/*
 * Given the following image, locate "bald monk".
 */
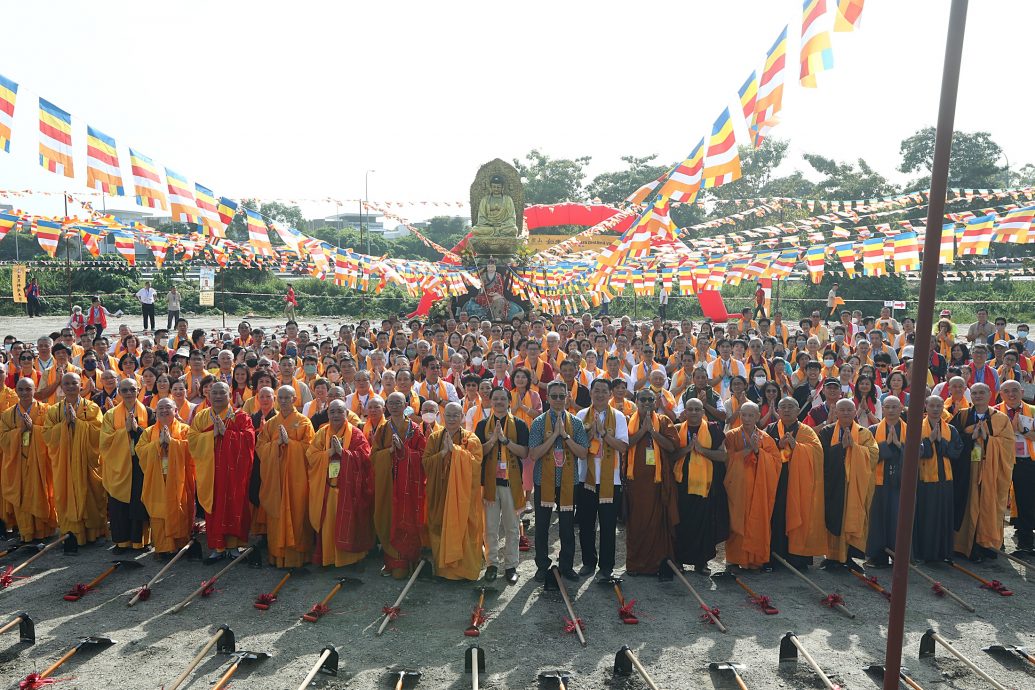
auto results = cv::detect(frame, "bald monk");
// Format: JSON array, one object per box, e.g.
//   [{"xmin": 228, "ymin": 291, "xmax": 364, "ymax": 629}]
[
  {"xmin": 371, "ymin": 392, "xmax": 428, "ymax": 578},
  {"xmin": 913, "ymin": 395, "xmax": 961, "ymax": 562},
  {"xmin": 258, "ymin": 385, "xmax": 316, "ymax": 567},
  {"xmin": 306, "ymin": 399, "xmax": 372, "ymax": 567},
  {"xmin": 0, "ymin": 378, "xmax": 56, "ymax": 542},
  {"xmin": 423, "ymin": 401, "xmax": 484, "ymax": 580},
  {"xmin": 623, "ymin": 387, "xmax": 678, "ymax": 577},
  {"xmin": 42, "ymin": 373, "xmax": 105, "ymax": 546},
  {"xmin": 137, "ymin": 398, "xmax": 196, "ymax": 559},
  {"xmin": 866, "ymin": 396, "xmax": 905, "ymax": 567},
  {"xmin": 951, "ymin": 382, "xmax": 1015, "ymax": 560},
  {"xmin": 100, "ymin": 378, "xmax": 155, "ymax": 552},
  {"xmin": 724, "ymin": 402, "xmax": 782, "ymax": 569},
  {"xmin": 815, "ymin": 399, "xmax": 879, "ymax": 570},
  {"xmin": 765, "ymin": 397, "xmax": 824, "ymax": 571},
  {"xmin": 188, "ymin": 381, "xmax": 256, "ymax": 564}
]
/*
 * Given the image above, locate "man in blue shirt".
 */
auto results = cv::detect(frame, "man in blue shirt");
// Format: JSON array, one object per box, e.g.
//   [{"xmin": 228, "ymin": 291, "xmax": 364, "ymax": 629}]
[{"xmin": 528, "ymin": 380, "xmax": 589, "ymax": 582}]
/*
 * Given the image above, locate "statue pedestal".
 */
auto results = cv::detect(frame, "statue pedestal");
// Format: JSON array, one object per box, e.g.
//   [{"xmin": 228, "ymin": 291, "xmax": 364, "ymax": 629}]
[{"xmin": 468, "ymin": 234, "xmax": 520, "ymax": 261}]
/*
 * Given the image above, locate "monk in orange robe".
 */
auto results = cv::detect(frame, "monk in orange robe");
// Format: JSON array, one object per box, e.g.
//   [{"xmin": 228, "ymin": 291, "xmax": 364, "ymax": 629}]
[
  {"xmin": 306, "ymin": 399, "xmax": 372, "ymax": 567},
  {"xmin": 258, "ymin": 385, "xmax": 316, "ymax": 568},
  {"xmin": 423, "ymin": 401, "xmax": 484, "ymax": 580},
  {"xmin": 99, "ymin": 378, "xmax": 155, "ymax": 551},
  {"xmin": 137, "ymin": 398, "xmax": 196, "ymax": 558},
  {"xmin": 0, "ymin": 378, "xmax": 56, "ymax": 542},
  {"xmin": 724, "ymin": 402, "xmax": 782, "ymax": 569},
  {"xmin": 188, "ymin": 381, "xmax": 255, "ymax": 564},
  {"xmin": 42, "ymin": 373, "xmax": 105, "ymax": 546}
]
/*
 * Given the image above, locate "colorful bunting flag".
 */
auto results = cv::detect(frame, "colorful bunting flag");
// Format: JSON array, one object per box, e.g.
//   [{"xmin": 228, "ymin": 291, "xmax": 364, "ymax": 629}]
[
  {"xmin": 892, "ymin": 232, "xmax": 920, "ymax": 272},
  {"xmin": 834, "ymin": 0, "xmax": 865, "ymax": 31},
  {"xmin": 805, "ymin": 244, "xmax": 826, "ymax": 283},
  {"xmin": 994, "ymin": 205, "xmax": 1034, "ymax": 243},
  {"xmin": 34, "ymin": 219, "xmax": 61, "ymax": 257},
  {"xmin": 738, "ymin": 71, "xmax": 759, "ymax": 141},
  {"xmin": 112, "ymin": 229, "xmax": 136, "ymax": 265},
  {"xmin": 217, "ymin": 196, "xmax": 239, "ymax": 227},
  {"xmin": 656, "ymin": 139, "xmax": 704, "ymax": 203},
  {"xmin": 129, "ymin": 149, "xmax": 168, "ymax": 210},
  {"xmin": 85, "ymin": 126, "xmax": 125, "ymax": 195},
  {"xmin": 754, "ymin": 26, "xmax": 788, "ymax": 147},
  {"xmin": 245, "ymin": 208, "xmax": 275, "ymax": 257},
  {"xmin": 861, "ymin": 237, "xmax": 886, "ymax": 276},
  {"xmin": 165, "ymin": 167, "xmax": 200, "ymax": 224},
  {"xmin": 0, "ymin": 212, "xmax": 17, "ymax": 242},
  {"xmin": 703, "ymin": 108, "xmax": 741, "ymax": 188},
  {"xmin": 0, "ymin": 73, "xmax": 17, "ymax": 154},
  {"xmin": 148, "ymin": 234, "xmax": 169, "ymax": 267},
  {"xmin": 78, "ymin": 226, "xmax": 103, "ymax": 257},
  {"xmin": 958, "ymin": 214, "xmax": 994, "ymax": 255},
  {"xmin": 38, "ymin": 98, "xmax": 74, "ymax": 177},
  {"xmin": 800, "ymin": 0, "xmax": 835, "ymax": 87},
  {"xmin": 626, "ymin": 172, "xmax": 666, "ymax": 204},
  {"xmin": 939, "ymin": 224, "xmax": 955, "ymax": 264},
  {"xmin": 194, "ymin": 183, "xmax": 226, "ymax": 237}
]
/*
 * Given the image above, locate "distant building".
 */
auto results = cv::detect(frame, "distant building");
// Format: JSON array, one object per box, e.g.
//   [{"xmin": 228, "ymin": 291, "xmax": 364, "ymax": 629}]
[{"xmin": 321, "ymin": 211, "xmax": 385, "ymax": 233}]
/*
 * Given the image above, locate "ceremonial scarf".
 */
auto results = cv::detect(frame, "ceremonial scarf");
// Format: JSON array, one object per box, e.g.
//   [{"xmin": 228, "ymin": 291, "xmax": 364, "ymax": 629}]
[
  {"xmin": 585, "ymin": 406, "xmax": 619, "ymax": 502},
  {"xmin": 510, "ymin": 388, "xmax": 535, "ymax": 426},
  {"xmin": 626, "ymin": 410, "xmax": 662, "ymax": 484},
  {"xmin": 482, "ymin": 414, "xmax": 523, "ymax": 506},
  {"xmin": 350, "ymin": 391, "xmax": 370, "ymax": 418},
  {"xmin": 649, "ymin": 386, "xmax": 676, "ymax": 414},
  {"xmin": 919, "ymin": 416, "xmax": 953, "ymax": 483},
  {"xmin": 611, "ymin": 396, "xmax": 636, "ymax": 417},
  {"xmin": 673, "ymin": 420, "xmax": 713, "ymax": 496},
  {"xmin": 873, "ymin": 418, "xmax": 906, "ymax": 485},
  {"xmin": 776, "ymin": 419, "xmax": 795, "ymax": 463},
  {"xmin": 541, "ymin": 411, "xmax": 576, "ymax": 511},
  {"xmin": 994, "ymin": 401, "xmax": 1035, "ymax": 458},
  {"xmin": 578, "ymin": 367, "xmax": 599, "ymax": 388}
]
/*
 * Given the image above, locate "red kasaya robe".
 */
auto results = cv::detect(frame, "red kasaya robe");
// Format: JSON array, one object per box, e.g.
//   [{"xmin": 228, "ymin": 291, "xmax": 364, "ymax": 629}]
[
  {"xmin": 305, "ymin": 421, "xmax": 372, "ymax": 567},
  {"xmin": 188, "ymin": 407, "xmax": 255, "ymax": 550}
]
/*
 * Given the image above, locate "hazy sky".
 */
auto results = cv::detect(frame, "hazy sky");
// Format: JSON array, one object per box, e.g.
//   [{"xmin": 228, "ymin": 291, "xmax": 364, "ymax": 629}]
[{"xmin": 0, "ymin": 1, "xmax": 1028, "ymax": 223}]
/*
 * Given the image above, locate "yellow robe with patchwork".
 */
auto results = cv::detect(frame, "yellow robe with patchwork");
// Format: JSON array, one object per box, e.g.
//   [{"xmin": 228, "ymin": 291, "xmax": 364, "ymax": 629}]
[
  {"xmin": 258, "ymin": 411, "xmax": 316, "ymax": 567},
  {"xmin": 423, "ymin": 427, "xmax": 484, "ymax": 580},
  {"xmin": 0, "ymin": 401, "xmax": 56, "ymax": 541},
  {"xmin": 137, "ymin": 420, "xmax": 196, "ymax": 553},
  {"xmin": 42, "ymin": 398, "xmax": 105, "ymax": 544}
]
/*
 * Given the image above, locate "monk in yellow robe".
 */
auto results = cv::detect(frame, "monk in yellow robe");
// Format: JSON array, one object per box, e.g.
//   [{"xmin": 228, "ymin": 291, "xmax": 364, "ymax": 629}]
[
  {"xmin": 0, "ymin": 378, "xmax": 56, "ymax": 542},
  {"xmin": 0, "ymin": 367, "xmax": 18, "ymax": 413},
  {"xmin": 306, "ymin": 400, "xmax": 372, "ymax": 567},
  {"xmin": 138, "ymin": 398, "xmax": 196, "ymax": 558},
  {"xmin": 815, "ymin": 399, "xmax": 879, "ymax": 569},
  {"xmin": 423, "ymin": 401, "xmax": 484, "ymax": 580},
  {"xmin": 724, "ymin": 402, "xmax": 782, "ymax": 569},
  {"xmin": 42, "ymin": 373, "xmax": 105, "ymax": 546},
  {"xmin": 99, "ymin": 378, "xmax": 155, "ymax": 551},
  {"xmin": 258, "ymin": 385, "xmax": 316, "ymax": 568}
]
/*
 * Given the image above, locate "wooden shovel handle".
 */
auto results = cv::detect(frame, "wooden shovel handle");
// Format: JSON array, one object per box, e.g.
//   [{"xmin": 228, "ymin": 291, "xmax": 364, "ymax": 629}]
[
  {"xmin": 166, "ymin": 628, "xmax": 226, "ymax": 690},
  {"xmin": 211, "ymin": 659, "xmax": 241, "ymax": 690},
  {"xmin": 319, "ymin": 582, "xmax": 343, "ymax": 608},
  {"xmin": 295, "ymin": 649, "xmax": 333, "ymax": 690},
  {"xmin": 0, "ymin": 615, "xmax": 21, "ymax": 636},
  {"xmin": 270, "ymin": 572, "xmax": 292, "ymax": 597},
  {"xmin": 613, "ymin": 583, "xmax": 625, "ymax": 607},
  {"xmin": 171, "ymin": 546, "xmax": 252, "ymax": 612},
  {"xmin": 10, "ymin": 534, "xmax": 67, "ymax": 576},
  {"xmin": 129, "ymin": 540, "xmax": 193, "ymax": 606},
  {"xmin": 86, "ymin": 564, "xmax": 118, "ymax": 590},
  {"xmin": 40, "ymin": 646, "xmax": 78, "ymax": 679}
]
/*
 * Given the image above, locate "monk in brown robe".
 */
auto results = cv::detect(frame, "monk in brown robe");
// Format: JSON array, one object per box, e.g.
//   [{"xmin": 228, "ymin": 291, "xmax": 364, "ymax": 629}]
[
  {"xmin": 623, "ymin": 387, "xmax": 678, "ymax": 577},
  {"xmin": 765, "ymin": 396, "xmax": 825, "ymax": 570},
  {"xmin": 724, "ymin": 402, "xmax": 782, "ymax": 569},
  {"xmin": 305, "ymin": 399, "xmax": 372, "ymax": 567},
  {"xmin": 0, "ymin": 378, "xmax": 56, "ymax": 542},
  {"xmin": 99, "ymin": 378, "xmax": 155, "ymax": 552},
  {"xmin": 815, "ymin": 399, "xmax": 879, "ymax": 570},
  {"xmin": 951, "ymin": 382, "xmax": 1015, "ymax": 560},
  {"xmin": 42, "ymin": 373, "xmax": 105, "ymax": 546},
  {"xmin": 258, "ymin": 385, "xmax": 316, "ymax": 568},
  {"xmin": 137, "ymin": 398, "xmax": 196, "ymax": 558},
  {"xmin": 423, "ymin": 401, "xmax": 484, "ymax": 580}
]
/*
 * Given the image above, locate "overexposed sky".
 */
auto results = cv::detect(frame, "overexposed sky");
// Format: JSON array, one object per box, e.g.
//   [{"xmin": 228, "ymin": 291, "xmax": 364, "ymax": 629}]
[{"xmin": 0, "ymin": 1, "xmax": 1028, "ymax": 223}]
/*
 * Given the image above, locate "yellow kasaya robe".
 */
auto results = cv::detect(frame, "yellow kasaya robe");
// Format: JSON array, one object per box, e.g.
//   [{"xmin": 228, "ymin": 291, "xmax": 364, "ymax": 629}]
[
  {"xmin": 0, "ymin": 400, "xmax": 56, "ymax": 541},
  {"xmin": 818, "ymin": 421, "xmax": 879, "ymax": 562},
  {"xmin": 952, "ymin": 407, "xmax": 1015, "ymax": 553},
  {"xmin": 306, "ymin": 422, "xmax": 371, "ymax": 567},
  {"xmin": 258, "ymin": 410, "xmax": 316, "ymax": 567},
  {"xmin": 38, "ymin": 363, "xmax": 81, "ymax": 404},
  {"xmin": 767, "ymin": 420, "xmax": 826, "ymax": 557},
  {"xmin": 724, "ymin": 427, "xmax": 782, "ymax": 569},
  {"xmin": 100, "ymin": 400, "xmax": 153, "ymax": 548},
  {"xmin": 42, "ymin": 397, "xmax": 105, "ymax": 545},
  {"xmin": 137, "ymin": 420, "xmax": 196, "ymax": 554},
  {"xmin": 422, "ymin": 427, "xmax": 484, "ymax": 580},
  {"xmin": 0, "ymin": 386, "xmax": 17, "ymax": 413}
]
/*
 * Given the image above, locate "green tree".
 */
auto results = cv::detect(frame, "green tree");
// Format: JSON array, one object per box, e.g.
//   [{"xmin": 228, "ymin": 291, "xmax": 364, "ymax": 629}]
[
  {"xmin": 708, "ymin": 139, "xmax": 792, "ymax": 200},
  {"xmin": 260, "ymin": 201, "xmax": 307, "ymax": 230},
  {"xmin": 586, "ymin": 154, "xmax": 670, "ymax": 204},
  {"xmin": 898, "ymin": 127, "xmax": 1006, "ymax": 189},
  {"xmin": 513, "ymin": 149, "xmax": 591, "ymax": 204},
  {"xmin": 803, "ymin": 153, "xmax": 899, "ymax": 198}
]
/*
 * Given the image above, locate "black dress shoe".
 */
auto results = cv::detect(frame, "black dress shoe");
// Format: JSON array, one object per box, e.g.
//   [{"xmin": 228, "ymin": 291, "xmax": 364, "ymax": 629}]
[
  {"xmin": 484, "ymin": 566, "xmax": 498, "ymax": 582},
  {"xmin": 559, "ymin": 569, "xmax": 580, "ymax": 582},
  {"xmin": 504, "ymin": 568, "xmax": 518, "ymax": 585},
  {"xmin": 595, "ymin": 572, "xmax": 614, "ymax": 585},
  {"xmin": 112, "ymin": 545, "xmax": 129, "ymax": 555},
  {"xmin": 577, "ymin": 564, "xmax": 595, "ymax": 577},
  {"xmin": 534, "ymin": 568, "xmax": 548, "ymax": 583},
  {"xmin": 203, "ymin": 550, "xmax": 227, "ymax": 565}
]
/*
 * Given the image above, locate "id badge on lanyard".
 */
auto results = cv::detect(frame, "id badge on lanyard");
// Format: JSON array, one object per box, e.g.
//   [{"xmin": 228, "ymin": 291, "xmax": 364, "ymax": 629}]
[{"xmin": 645, "ymin": 446, "xmax": 656, "ymax": 466}]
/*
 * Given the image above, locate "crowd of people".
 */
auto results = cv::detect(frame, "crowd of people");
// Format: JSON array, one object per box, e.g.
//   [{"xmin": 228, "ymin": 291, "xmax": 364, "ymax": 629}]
[{"xmin": 0, "ymin": 302, "xmax": 1032, "ymax": 591}]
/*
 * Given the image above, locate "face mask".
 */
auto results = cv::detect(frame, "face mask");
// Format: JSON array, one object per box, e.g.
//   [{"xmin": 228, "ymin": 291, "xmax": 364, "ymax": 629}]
[
  {"xmin": 471, "ymin": 357, "xmax": 483, "ymax": 367},
  {"xmin": 84, "ymin": 360, "xmax": 97, "ymax": 372},
  {"xmin": 246, "ymin": 358, "xmax": 258, "ymax": 368},
  {"xmin": 3, "ymin": 344, "xmax": 9, "ymax": 352},
  {"xmin": 1019, "ymin": 330, "xmax": 1029, "ymax": 339},
  {"xmin": 421, "ymin": 412, "xmax": 437, "ymax": 425},
  {"xmin": 157, "ymin": 338, "xmax": 167, "ymax": 347},
  {"xmin": 359, "ymin": 349, "xmax": 370, "ymax": 358},
  {"xmin": 754, "ymin": 376, "xmax": 767, "ymax": 386},
  {"xmin": 823, "ymin": 359, "xmax": 835, "ymax": 367},
  {"xmin": 286, "ymin": 348, "xmax": 297, "ymax": 357},
  {"xmin": 834, "ymin": 334, "xmax": 844, "ymax": 343},
  {"xmin": 796, "ymin": 340, "xmax": 806, "ymax": 348},
  {"xmin": 303, "ymin": 364, "xmax": 317, "ymax": 376},
  {"xmin": 852, "ymin": 318, "xmax": 859, "ymax": 324}
]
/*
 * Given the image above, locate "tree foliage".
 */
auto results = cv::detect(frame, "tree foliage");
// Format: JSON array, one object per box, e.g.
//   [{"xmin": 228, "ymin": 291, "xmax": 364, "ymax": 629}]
[
  {"xmin": 513, "ymin": 149, "xmax": 591, "ymax": 204},
  {"xmin": 585, "ymin": 154, "xmax": 670, "ymax": 204},
  {"xmin": 898, "ymin": 127, "xmax": 1006, "ymax": 189},
  {"xmin": 802, "ymin": 153, "xmax": 899, "ymax": 199}
]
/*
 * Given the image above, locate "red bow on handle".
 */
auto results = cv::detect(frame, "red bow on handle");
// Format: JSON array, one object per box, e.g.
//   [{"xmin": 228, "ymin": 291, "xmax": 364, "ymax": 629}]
[
  {"xmin": 563, "ymin": 617, "xmax": 584, "ymax": 634},
  {"xmin": 1, "ymin": 566, "xmax": 22, "ymax": 589},
  {"xmin": 470, "ymin": 606, "xmax": 488, "ymax": 627},
  {"xmin": 62, "ymin": 583, "xmax": 89, "ymax": 601},
  {"xmin": 382, "ymin": 605, "xmax": 402, "ymax": 620},
  {"xmin": 699, "ymin": 604, "xmax": 721, "ymax": 624},
  {"xmin": 618, "ymin": 599, "xmax": 639, "ymax": 624},
  {"xmin": 306, "ymin": 603, "xmax": 330, "ymax": 619},
  {"xmin": 255, "ymin": 592, "xmax": 277, "ymax": 606},
  {"xmin": 931, "ymin": 582, "xmax": 946, "ymax": 597},
  {"xmin": 821, "ymin": 593, "xmax": 845, "ymax": 608},
  {"xmin": 199, "ymin": 579, "xmax": 217, "ymax": 597},
  {"xmin": 18, "ymin": 673, "xmax": 58, "ymax": 689},
  {"xmin": 980, "ymin": 579, "xmax": 1013, "ymax": 596},
  {"xmin": 751, "ymin": 594, "xmax": 779, "ymax": 615}
]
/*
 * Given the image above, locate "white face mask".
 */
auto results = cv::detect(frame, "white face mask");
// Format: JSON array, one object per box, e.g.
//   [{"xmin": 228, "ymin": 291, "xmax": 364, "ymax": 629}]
[
  {"xmin": 421, "ymin": 412, "xmax": 437, "ymax": 424},
  {"xmin": 824, "ymin": 359, "xmax": 835, "ymax": 367},
  {"xmin": 754, "ymin": 376, "xmax": 767, "ymax": 386},
  {"xmin": 471, "ymin": 357, "xmax": 483, "ymax": 367}
]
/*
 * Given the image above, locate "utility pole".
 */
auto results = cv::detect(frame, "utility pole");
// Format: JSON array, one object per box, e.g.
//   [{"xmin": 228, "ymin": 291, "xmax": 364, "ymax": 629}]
[
  {"xmin": 64, "ymin": 192, "xmax": 72, "ymax": 311},
  {"xmin": 365, "ymin": 169, "xmax": 376, "ymax": 255}
]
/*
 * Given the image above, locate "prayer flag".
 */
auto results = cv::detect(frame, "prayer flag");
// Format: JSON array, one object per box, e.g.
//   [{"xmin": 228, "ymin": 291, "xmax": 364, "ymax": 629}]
[
  {"xmin": 85, "ymin": 126, "xmax": 124, "ymax": 195},
  {"xmin": 112, "ymin": 229, "xmax": 136, "ymax": 265},
  {"xmin": 34, "ymin": 219, "xmax": 62, "ymax": 257},
  {"xmin": 800, "ymin": 0, "xmax": 834, "ymax": 87},
  {"xmin": 148, "ymin": 234, "xmax": 169, "ymax": 267},
  {"xmin": 626, "ymin": 172, "xmax": 666, "ymax": 204},
  {"xmin": 755, "ymin": 26, "xmax": 787, "ymax": 146},
  {"xmin": 129, "ymin": 148, "xmax": 168, "ymax": 210},
  {"xmin": 656, "ymin": 139, "xmax": 704, "ymax": 202},
  {"xmin": 0, "ymin": 212, "xmax": 18, "ymax": 242},
  {"xmin": 245, "ymin": 208, "xmax": 275, "ymax": 257},
  {"xmin": 738, "ymin": 71, "xmax": 759, "ymax": 139},
  {"xmin": 38, "ymin": 98, "xmax": 74, "ymax": 177},
  {"xmin": 217, "ymin": 196, "xmax": 239, "ymax": 227},
  {"xmin": 958, "ymin": 214, "xmax": 994, "ymax": 255},
  {"xmin": 994, "ymin": 205, "xmax": 1035, "ymax": 243},
  {"xmin": 892, "ymin": 232, "xmax": 920, "ymax": 272},
  {"xmin": 834, "ymin": 0, "xmax": 864, "ymax": 31},
  {"xmin": 939, "ymin": 224, "xmax": 955, "ymax": 264},
  {"xmin": 194, "ymin": 183, "xmax": 225, "ymax": 237},
  {"xmin": 861, "ymin": 237, "xmax": 886, "ymax": 276},
  {"xmin": 165, "ymin": 167, "xmax": 200, "ymax": 224},
  {"xmin": 78, "ymin": 226, "xmax": 103, "ymax": 257},
  {"xmin": 703, "ymin": 108, "xmax": 741, "ymax": 188},
  {"xmin": 0, "ymin": 73, "xmax": 17, "ymax": 153},
  {"xmin": 805, "ymin": 244, "xmax": 826, "ymax": 283}
]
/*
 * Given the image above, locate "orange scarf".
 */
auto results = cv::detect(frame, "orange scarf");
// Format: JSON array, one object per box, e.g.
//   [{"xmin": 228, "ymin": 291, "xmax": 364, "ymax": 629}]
[
  {"xmin": 673, "ymin": 420, "xmax": 713, "ymax": 496},
  {"xmin": 626, "ymin": 411, "xmax": 662, "ymax": 483}
]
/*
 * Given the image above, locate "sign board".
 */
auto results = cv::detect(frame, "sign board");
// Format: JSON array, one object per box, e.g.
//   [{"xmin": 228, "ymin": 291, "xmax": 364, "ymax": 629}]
[
  {"xmin": 526, "ymin": 233, "xmax": 619, "ymax": 253},
  {"xmin": 883, "ymin": 300, "xmax": 907, "ymax": 309},
  {"xmin": 199, "ymin": 290, "xmax": 214, "ymax": 307},
  {"xmin": 198, "ymin": 266, "xmax": 215, "ymax": 307},
  {"xmin": 11, "ymin": 265, "xmax": 26, "ymax": 303}
]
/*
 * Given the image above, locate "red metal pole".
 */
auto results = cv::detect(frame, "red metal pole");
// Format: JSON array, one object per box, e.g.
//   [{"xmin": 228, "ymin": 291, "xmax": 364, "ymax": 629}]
[{"xmin": 883, "ymin": 2, "xmax": 970, "ymax": 687}]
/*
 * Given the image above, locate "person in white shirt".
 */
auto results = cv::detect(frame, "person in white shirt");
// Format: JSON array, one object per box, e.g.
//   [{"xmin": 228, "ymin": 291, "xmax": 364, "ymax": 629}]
[
  {"xmin": 575, "ymin": 378, "xmax": 630, "ymax": 581},
  {"xmin": 136, "ymin": 281, "xmax": 158, "ymax": 332},
  {"xmin": 658, "ymin": 286, "xmax": 670, "ymax": 320},
  {"xmin": 166, "ymin": 285, "xmax": 181, "ymax": 330},
  {"xmin": 417, "ymin": 356, "xmax": 460, "ymax": 423}
]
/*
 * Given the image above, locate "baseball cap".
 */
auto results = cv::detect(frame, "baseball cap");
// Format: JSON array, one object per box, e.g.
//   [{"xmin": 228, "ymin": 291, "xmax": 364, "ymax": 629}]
[
  {"xmin": 940, "ymin": 309, "xmax": 951, "ymax": 317},
  {"xmin": 901, "ymin": 346, "xmax": 914, "ymax": 359},
  {"xmin": 822, "ymin": 377, "xmax": 840, "ymax": 387}
]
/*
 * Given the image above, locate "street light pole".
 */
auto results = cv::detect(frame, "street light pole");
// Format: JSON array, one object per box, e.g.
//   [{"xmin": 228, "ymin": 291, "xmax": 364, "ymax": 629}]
[
  {"xmin": 365, "ymin": 169, "xmax": 376, "ymax": 255},
  {"xmin": 1003, "ymin": 152, "xmax": 1010, "ymax": 189}
]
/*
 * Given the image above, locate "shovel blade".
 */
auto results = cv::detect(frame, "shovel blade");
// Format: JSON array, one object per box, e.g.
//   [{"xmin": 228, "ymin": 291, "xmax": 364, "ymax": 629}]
[
  {"xmin": 538, "ymin": 670, "xmax": 571, "ymax": 688},
  {"xmin": 16, "ymin": 612, "xmax": 34, "ymax": 644},
  {"xmin": 62, "ymin": 532, "xmax": 78, "ymax": 554},
  {"xmin": 709, "ymin": 662, "xmax": 744, "ymax": 673},
  {"xmin": 613, "ymin": 646, "xmax": 633, "ymax": 676},
  {"xmin": 82, "ymin": 636, "xmax": 115, "ymax": 647},
  {"xmin": 319, "ymin": 645, "xmax": 338, "ymax": 676},
  {"xmin": 779, "ymin": 632, "xmax": 799, "ymax": 663},
  {"xmin": 112, "ymin": 559, "xmax": 145, "ymax": 569},
  {"xmin": 919, "ymin": 629, "xmax": 937, "ymax": 658},
  {"xmin": 464, "ymin": 645, "xmax": 485, "ymax": 673},
  {"xmin": 215, "ymin": 625, "xmax": 236, "ymax": 655}
]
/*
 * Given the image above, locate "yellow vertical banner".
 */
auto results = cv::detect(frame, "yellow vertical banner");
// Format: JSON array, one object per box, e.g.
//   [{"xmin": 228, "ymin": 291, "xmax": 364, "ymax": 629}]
[{"xmin": 11, "ymin": 265, "xmax": 27, "ymax": 303}]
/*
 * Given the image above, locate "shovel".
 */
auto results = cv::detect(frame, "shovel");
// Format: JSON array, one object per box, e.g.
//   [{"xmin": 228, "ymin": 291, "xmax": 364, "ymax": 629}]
[
  {"xmin": 21, "ymin": 636, "xmax": 114, "ymax": 686},
  {"xmin": 165, "ymin": 625, "xmax": 236, "ymax": 690},
  {"xmin": 465, "ymin": 586, "xmax": 497, "ymax": 637},
  {"xmin": 547, "ymin": 566, "xmax": 586, "ymax": 647},
  {"xmin": 255, "ymin": 567, "xmax": 308, "ymax": 610},
  {"xmin": 211, "ymin": 650, "xmax": 269, "ymax": 690},
  {"xmin": 377, "ymin": 559, "xmax": 427, "ymax": 636},
  {"xmin": 302, "ymin": 576, "xmax": 362, "ymax": 622},
  {"xmin": 779, "ymin": 632, "xmax": 841, "ymax": 690},
  {"xmin": 983, "ymin": 644, "xmax": 1035, "ymax": 666},
  {"xmin": 63, "ymin": 559, "xmax": 144, "ymax": 601},
  {"xmin": 864, "ymin": 663, "xmax": 924, "ymax": 690},
  {"xmin": 667, "ymin": 559, "xmax": 727, "ymax": 632},
  {"xmin": 128, "ymin": 537, "xmax": 199, "ymax": 606},
  {"xmin": 295, "ymin": 645, "xmax": 338, "ymax": 690},
  {"xmin": 2, "ymin": 532, "xmax": 74, "ymax": 587},
  {"xmin": 603, "ymin": 577, "xmax": 638, "ymax": 624},
  {"xmin": 771, "ymin": 553, "xmax": 855, "ymax": 619},
  {"xmin": 465, "ymin": 645, "xmax": 485, "ymax": 690},
  {"xmin": 614, "ymin": 646, "xmax": 661, "ymax": 690},
  {"xmin": 920, "ymin": 629, "xmax": 1008, "ymax": 690},
  {"xmin": 386, "ymin": 666, "xmax": 422, "ymax": 690},
  {"xmin": 0, "ymin": 611, "xmax": 34, "ymax": 644},
  {"xmin": 709, "ymin": 661, "xmax": 749, "ymax": 690},
  {"xmin": 538, "ymin": 670, "xmax": 573, "ymax": 689},
  {"xmin": 170, "ymin": 544, "xmax": 257, "ymax": 613}
]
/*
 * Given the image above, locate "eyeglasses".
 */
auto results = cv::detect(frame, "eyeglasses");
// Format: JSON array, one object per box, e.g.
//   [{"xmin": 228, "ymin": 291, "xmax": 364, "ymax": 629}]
[
  {"xmin": 638, "ymin": 397, "xmax": 656, "ymax": 403},
  {"xmin": 548, "ymin": 394, "xmax": 566, "ymax": 401}
]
